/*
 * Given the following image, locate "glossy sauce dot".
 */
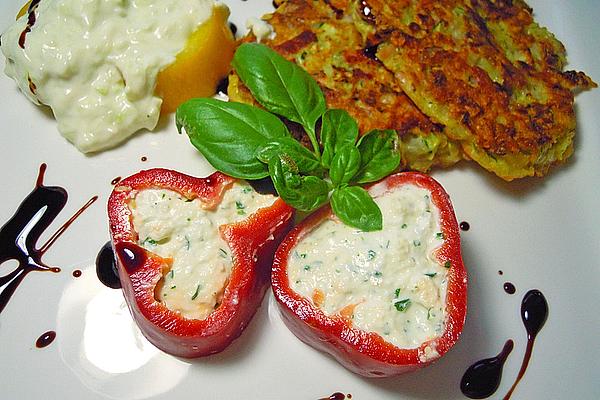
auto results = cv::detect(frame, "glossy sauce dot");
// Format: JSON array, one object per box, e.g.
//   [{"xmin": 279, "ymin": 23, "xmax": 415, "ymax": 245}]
[
  {"xmin": 503, "ymin": 282, "xmax": 516, "ymax": 294},
  {"xmin": 461, "ymin": 340, "xmax": 514, "ymax": 399},
  {"xmin": 95, "ymin": 242, "xmax": 121, "ymax": 289},
  {"xmin": 36, "ymin": 330, "xmax": 56, "ymax": 348}
]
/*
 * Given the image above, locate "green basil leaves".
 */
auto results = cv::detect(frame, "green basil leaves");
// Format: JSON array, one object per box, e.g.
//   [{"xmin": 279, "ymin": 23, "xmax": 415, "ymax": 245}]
[
  {"xmin": 176, "ymin": 98, "xmax": 289, "ymax": 179},
  {"xmin": 176, "ymin": 43, "xmax": 402, "ymax": 231},
  {"xmin": 232, "ymin": 43, "xmax": 325, "ymax": 155}
]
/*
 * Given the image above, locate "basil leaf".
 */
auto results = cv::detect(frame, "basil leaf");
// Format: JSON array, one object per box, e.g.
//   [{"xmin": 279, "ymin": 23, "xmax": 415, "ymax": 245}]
[
  {"xmin": 331, "ymin": 186, "xmax": 382, "ymax": 231},
  {"xmin": 269, "ymin": 155, "xmax": 329, "ymax": 212},
  {"xmin": 232, "ymin": 43, "xmax": 326, "ymax": 151},
  {"xmin": 320, "ymin": 109, "xmax": 359, "ymax": 168},
  {"xmin": 176, "ymin": 98, "xmax": 289, "ymax": 179},
  {"xmin": 329, "ymin": 144, "xmax": 361, "ymax": 187},
  {"xmin": 354, "ymin": 129, "xmax": 401, "ymax": 183},
  {"xmin": 256, "ymin": 137, "xmax": 321, "ymax": 174}
]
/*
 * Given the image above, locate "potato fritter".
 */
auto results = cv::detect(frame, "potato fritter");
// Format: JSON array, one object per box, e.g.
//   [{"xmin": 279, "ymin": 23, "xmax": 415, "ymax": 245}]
[
  {"xmin": 229, "ymin": 0, "xmax": 461, "ymax": 172},
  {"xmin": 231, "ymin": 0, "xmax": 594, "ymax": 180},
  {"xmin": 352, "ymin": 0, "xmax": 596, "ymax": 180}
]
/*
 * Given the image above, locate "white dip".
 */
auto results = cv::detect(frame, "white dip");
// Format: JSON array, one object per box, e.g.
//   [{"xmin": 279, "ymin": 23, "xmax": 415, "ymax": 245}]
[
  {"xmin": 130, "ymin": 182, "xmax": 276, "ymax": 320},
  {"xmin": 288, "ymin": 183, "xmax": 448, "ymax": 349},
  {"xmin": 1, "ymin": 0, "xmax": 221, "ymax": 152}
]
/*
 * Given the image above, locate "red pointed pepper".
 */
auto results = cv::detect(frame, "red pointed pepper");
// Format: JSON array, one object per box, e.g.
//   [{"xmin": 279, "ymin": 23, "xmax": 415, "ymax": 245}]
[
  {"xmin": 108, "ymin": 169, "xmax": 294, "ymax": 358},
  {"xmin": 272, "ymin": 172, "xmax": 467, "ymax": 377}
]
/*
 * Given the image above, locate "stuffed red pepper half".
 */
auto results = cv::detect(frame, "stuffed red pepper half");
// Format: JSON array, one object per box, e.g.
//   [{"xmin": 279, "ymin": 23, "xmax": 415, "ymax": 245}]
[
  {"xmin": 108, "ymin": 169, "xmax": 294, "ymax": 358},
  {"xmin": 272, "ymin": 172, "xmax": 467, "ymax": 377}
]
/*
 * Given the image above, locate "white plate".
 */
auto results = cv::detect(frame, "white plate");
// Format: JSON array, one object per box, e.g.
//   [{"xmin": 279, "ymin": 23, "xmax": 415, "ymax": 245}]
[{"xmin": 1, "ymin": 1, "xmax": 598, "ymax": 399}]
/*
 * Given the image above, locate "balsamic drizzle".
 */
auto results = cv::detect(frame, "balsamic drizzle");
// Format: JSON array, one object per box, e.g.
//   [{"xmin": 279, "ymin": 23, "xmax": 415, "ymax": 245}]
[
  {"xmin": 460, "ymin": 289, "xmax": 549, "ymax": 399},
  {"xmin": 36, "ymin": 330, "xmax": 56, "ymax": 348},
  {"xmin": 0, "ymin": 164, "xmax": 96, "ymax": 314},
  {"xmin": 95, "ymin": 241, "xmax": 121, "ymax": 289},
  {"xmin": 503, "ymin": 282, "xmax": 516, "ymax": 295},
  {"xmin": 318, "ymin": 393, "xmax": 351, "ymax": 400},
  {"xmin": 460, "ymin": 340, "xmax": 514, "ymax": 399},
  {"xmin": 96, "ymin": 241, "xmax": 148, "ymax": 289},
  {"xmin": 503, "ymin": 290, "xmax": 548, "ymax": 399}
]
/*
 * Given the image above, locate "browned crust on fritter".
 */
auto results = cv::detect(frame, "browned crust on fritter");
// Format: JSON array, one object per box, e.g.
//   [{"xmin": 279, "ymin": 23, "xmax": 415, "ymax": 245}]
[
  {"xmin": 353, "ymin": 0, "xmax": 595, "ymax": 179},
  {"xmin": 232, "ymin": 0, "xmax": 444, "ymax": 138}
]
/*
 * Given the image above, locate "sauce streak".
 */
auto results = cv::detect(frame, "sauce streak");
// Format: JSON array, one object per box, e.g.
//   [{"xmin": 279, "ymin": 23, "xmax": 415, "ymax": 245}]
[
  {"xmin": 0, "ymin": 164, "xmax": 96, "ymax": 314},
  {"xmin": 318, "ymin": 393, "xmax": 350, "ymax": 400},
  {"xmin": 95, "ymin": 241, "xmax": 121, "ymax": 289},
  {"xmin": 36, "ymin": 330, "xmax": 56, "ymax": 348},
  {"xmin": 503, "ymin": 289, "xmax": 548, "ymax": 400},
  {"xmin": 460, "ymin": 289, "xmax": 548, "ymax": 399},
  {"xmin": 460, "ymin": 340, "xmax": 514, "ymax": 399}
]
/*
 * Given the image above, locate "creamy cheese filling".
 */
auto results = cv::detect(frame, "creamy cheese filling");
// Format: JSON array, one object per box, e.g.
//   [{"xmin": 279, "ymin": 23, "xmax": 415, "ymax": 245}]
[
  {"xmin": 288, "ymin": 184, "xmax": 448, "ymax": 349},
  {"xmin": 1, "ymin": 0, "xmax": 221, "ymax": 153},
  {"xmin": 130, "ymin": 182, "xmax": 276, "ymax": 320}
]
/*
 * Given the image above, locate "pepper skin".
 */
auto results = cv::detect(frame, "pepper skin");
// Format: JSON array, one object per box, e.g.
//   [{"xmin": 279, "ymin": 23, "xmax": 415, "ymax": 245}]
[
  {"xmin": 108, "ymin": 169, "xmax": 294, "ymax": 358},
  {"xmin": 271, "ymin": 172, "xmax": 467, "ymax": 377}
]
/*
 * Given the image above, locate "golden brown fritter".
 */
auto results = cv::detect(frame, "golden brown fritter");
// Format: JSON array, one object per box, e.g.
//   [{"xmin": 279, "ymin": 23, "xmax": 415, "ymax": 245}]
[
  {"xmin": 351, "ymin": 0, "xmax": 596, "ymax": 180},
  {"xmin": 229, "ymin": 0, "xmax": 461, "ymax": 172}
]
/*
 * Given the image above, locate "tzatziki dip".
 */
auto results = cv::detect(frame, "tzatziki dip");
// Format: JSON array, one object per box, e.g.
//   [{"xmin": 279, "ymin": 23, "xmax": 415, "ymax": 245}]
[{"xmin": 1, "ymin": 0, "xmax": 223, "ymax": 152}]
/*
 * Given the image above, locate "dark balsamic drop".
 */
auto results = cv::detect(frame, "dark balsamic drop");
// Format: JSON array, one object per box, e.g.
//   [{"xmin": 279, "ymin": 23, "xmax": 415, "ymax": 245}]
[
  {"xmin": 0, "ymin": 164, "xmax": 96, "ymax": 314},
  {"xmin": 460, "ymin": 221, "xmax": 470, "ymax": 231},
  {"xmin": 115, "ymin": 242, "xmax": 146, "ymax": 274},
  {"xmin": 111, "ymin": 176, "xmax": 122, "ymax": 185},
  {"xmin": 72, "ymin": 269, "xmax": 82, "ymax": 278},
  {"xmin": 498, "ymin": 270, "xmax": 504, "ymax": 275},
  {"xmin": 318, "ymin": 393, "xmax": 347, "ymax": 400},
  {"xmin": 35, "ymin": 330, "xmax": 56, "ymax": 348},
  {"xmin": 503, "ymin": 282, "xmax": 516, "ymax": 294},
  {"xmin": 141, "ymin": 156, "xmax": 148, "ymax": 162},
  {"xmin": 95, "ymin": 242, "xmax": 121, "ymax": 289},
  {"xmin": 460, "ymin": 340, "xmax": 514, "ymax": 399},
  {"xmin": 503, "ymin": 290, "xmax": 548, "ymax": 400},
  {"xmin": 216, "ymin": 76, "xmax": 229, "ymax": 96},
  {"xmin": 521, "ymin": 290, "xmax": 548, "ymax": 340},
  {"xmin": 460, "ymin": 290, "xmax": 549, "ymax": 400}
]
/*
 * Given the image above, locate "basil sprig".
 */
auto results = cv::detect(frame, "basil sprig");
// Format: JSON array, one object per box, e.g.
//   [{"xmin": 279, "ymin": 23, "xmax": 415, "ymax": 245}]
[{"xmin": 176, "ymin": 43, "xmax": 401, "ymax": 231}]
